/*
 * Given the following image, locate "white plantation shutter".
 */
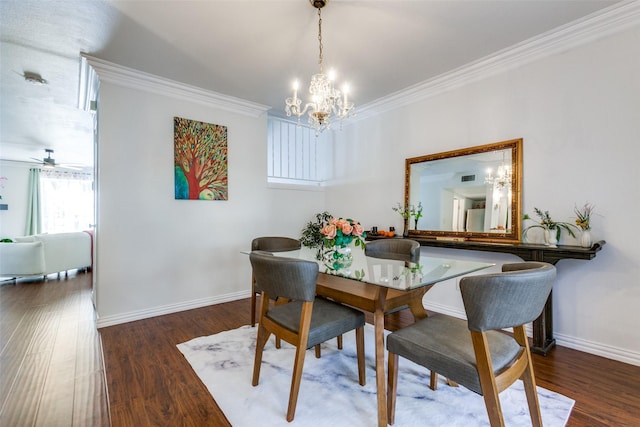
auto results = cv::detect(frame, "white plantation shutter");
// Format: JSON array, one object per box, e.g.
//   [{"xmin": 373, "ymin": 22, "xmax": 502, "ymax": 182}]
[{"xmin": 267, "ymin": 117, "xmax": 332, "ymax": 186}]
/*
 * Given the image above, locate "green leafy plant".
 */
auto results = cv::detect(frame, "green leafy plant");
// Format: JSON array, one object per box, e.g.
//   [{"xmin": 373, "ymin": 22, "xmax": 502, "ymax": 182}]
[
  {"xmin": 523, "ymin": 207, "xmax": 577, "ymax": 242},
  {"xmin": 0, "ymin": 238, "xmax": 13, "ymax": 243},
  {"xmin": 574, "ymin": 202, "xmax": 594, "ymax": 231},
  {"xmin": 300, "ymin": 212, "xmax": 333, "ymax": 258}
]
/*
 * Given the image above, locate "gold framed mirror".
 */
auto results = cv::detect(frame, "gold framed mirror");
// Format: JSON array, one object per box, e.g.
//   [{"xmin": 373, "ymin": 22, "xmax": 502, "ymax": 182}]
[{"xmin": 405, "ymin": 138, "xmax": 522, "ymax": 243}]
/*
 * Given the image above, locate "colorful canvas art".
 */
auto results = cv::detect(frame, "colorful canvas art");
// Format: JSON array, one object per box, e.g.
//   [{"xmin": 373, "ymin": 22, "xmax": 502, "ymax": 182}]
[{"xmin": 174, "ymin": 117, "xmax": 228, "ymax": 200}]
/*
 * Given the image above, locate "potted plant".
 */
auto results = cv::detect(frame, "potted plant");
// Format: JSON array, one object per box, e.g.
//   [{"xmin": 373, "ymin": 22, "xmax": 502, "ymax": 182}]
[
  {"xmin": 523, "ymin": 208, "xmax": 577, "ymax": 247},
  {"xmin": 574, "ymin": 202, "xmax": 595, "ymax": 248},
  {"xmin": 411, "ymin": 202, "xmax": 423, "ymax": 230},
  {"xmin": 392, "ymin": 202, "xmax": 423, "ymax": 236},
  {"xmin": 318, "ymin": 216, "xmax": 366, "ymax": 271}
]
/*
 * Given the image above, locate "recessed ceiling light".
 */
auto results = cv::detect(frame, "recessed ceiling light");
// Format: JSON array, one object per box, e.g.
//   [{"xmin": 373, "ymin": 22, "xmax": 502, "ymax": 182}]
[{"xmin": 23, "ymin": 71, "xmax": 48, "ymax": 85}]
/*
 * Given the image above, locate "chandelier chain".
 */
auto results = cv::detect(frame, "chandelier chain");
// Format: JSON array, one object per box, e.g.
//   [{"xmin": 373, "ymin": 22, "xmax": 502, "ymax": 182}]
[{"xmin": 317, "ymin": 8, "xmax": 323, "ymax": 73}]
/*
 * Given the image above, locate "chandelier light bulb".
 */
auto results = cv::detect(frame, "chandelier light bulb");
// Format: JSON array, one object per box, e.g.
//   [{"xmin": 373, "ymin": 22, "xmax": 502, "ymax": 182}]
[{"xmin": 292, "ymin": 80, "xmax": 299, "ymax": 102}]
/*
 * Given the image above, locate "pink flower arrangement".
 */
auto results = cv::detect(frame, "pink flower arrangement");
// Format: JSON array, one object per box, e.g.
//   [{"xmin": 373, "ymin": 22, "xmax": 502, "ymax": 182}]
[{"xmin": 320, "ymin": 217, "xmax": 366, "ymax": 248}]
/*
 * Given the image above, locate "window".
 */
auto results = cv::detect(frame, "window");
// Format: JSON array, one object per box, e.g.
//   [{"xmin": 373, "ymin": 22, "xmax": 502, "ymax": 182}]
[
  {"xmin": 40, "ymin": 170, "xmax": 94, "ymax": 233},
  {"xmin": 267, "ymin": 116, "xmax": 333, "ymax": 187}
]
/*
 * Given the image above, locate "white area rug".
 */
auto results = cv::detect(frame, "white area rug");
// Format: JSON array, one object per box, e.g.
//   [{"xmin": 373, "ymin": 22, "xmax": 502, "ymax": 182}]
[{"xmin": 178, "ymin": 324, "xmax": 574, "ymax": 426}]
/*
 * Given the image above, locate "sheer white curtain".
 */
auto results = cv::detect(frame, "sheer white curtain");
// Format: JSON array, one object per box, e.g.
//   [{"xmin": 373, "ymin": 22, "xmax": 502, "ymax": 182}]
[
  {"xmin": 39, "ymin": 169, "xmax": 94, "ymax": 233},
  {"xmin": 25, "ymin": 168, "xmax": 42, "ymax": 235}
]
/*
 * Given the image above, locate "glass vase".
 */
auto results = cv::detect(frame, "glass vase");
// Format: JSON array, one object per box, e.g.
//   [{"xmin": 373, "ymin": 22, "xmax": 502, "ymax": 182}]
[
  {"xmin": 580, "ymin": 229, "xmax": 592, "ymax": 248},
  {"xmin": 544, "ymin": 228, "xmax": 558, "ymax": 248},
  {"xmin": 322, "ymin": 245, "xmax": 353, "ymax": 272}
]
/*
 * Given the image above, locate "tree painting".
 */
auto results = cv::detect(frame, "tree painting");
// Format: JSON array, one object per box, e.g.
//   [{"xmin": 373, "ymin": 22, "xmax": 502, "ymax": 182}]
[{"xmin": 174, "ymin": 117, "xmax": 228, "ymax": 200}]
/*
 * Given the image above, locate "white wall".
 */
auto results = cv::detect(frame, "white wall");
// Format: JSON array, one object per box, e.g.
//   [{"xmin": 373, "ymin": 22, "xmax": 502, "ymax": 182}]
[
  {"xmin": 328, "ymin": 27, "xmax": 640, "ymax": 364},
  {"xmin": 0, "ymin": 162, "xmax": 31, "ymax": 239},
  {"xmin": 94, "ymin": 77, "xmax": 325, "ymax": 326}
]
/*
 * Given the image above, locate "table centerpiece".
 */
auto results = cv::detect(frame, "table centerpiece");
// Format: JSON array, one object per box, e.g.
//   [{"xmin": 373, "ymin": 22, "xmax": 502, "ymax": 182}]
[{"xmin": 319, "ymin": 216, "xmax": 366, "ymax": 271}]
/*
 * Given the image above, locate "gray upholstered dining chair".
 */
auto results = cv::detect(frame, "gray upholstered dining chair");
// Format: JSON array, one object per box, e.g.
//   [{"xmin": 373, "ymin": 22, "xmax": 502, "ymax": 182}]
[
  {"xmin": 365, "ymin": 238, "xmax": 421, "ymax": 315},
  {"xmin": 364, "ymin": 238, "xmax": 420, "ymax": 263},
  {"xmin": 249, "ymin": 251, "xmax": 366, "ymax": 422},
  {"xmin": 386, "ymin": 262, "xmax": 556, "ymax": 427},
  {"xmin": 250, "ymin": 236, "xmax": 301, "ymax": 327}
]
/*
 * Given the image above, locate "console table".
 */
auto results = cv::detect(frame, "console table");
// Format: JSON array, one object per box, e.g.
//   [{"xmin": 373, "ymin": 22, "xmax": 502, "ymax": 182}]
[{"xmin": 366, "ymin": 236, "xmax": 606, "ymax": 355}]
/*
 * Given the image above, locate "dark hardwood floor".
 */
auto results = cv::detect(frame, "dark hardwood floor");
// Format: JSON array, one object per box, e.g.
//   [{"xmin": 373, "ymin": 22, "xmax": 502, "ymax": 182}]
[
  {"xmin": 0, "ymin": 272, "xmax": 110, "ymax": 427},
  {"xmin": 3, "ymin": 273, "xmax": 639, "ymax": 426}
]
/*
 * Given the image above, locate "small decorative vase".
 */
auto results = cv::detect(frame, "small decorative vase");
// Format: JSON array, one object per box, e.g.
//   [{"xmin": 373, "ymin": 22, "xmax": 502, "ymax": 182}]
[
  {"xmin": 403, "ymin": 220, "xmax": 409, "ymax": 238},
  {"xmin": 580, "ymin": 229, "xmax": 592, "ymax": 248},
  {"xmin": 322, "ymin": 245, "xmax": 353, "ymax": 271},
  {"xmin": 544, "ymin": 228, "xmax": 558, "ymax": 248}
]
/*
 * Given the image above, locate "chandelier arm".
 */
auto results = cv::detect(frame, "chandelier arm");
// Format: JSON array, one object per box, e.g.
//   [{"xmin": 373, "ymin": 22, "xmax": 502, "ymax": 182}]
[{"xmin": 299, "ymin": 103, "xmax": 314, "ymax": 117}]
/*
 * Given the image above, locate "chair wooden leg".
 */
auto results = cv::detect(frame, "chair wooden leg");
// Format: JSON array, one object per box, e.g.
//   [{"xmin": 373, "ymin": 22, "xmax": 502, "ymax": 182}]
[
  {"xmin": 315, "ymin": 336, "xmax": 343, "ymax": 358},
  {"xmin": 252, "ymin": 325, "xmax": 270, "ymax": 386},
  {"xmin": 430, "ymin": 371, "xmax": 438, "ymax": 390},
  {"xmin": 387, "ymin": 352, "xmax": 399, "ymax": 425},
  {"xmin": 355, "ymin": 326, "xmax": 366, "ymax": 386},
  {"xmin": 286, "ymin": 345, "xmax": 308, "ymax": 422},
  {"xmin": 472, "ymin": 331, "xmax": 506, "ymax": 427},
  {"xmin": 250, "ymin": 274, "xmax": 257, "ymax": 327},
  {"xmin": 514, "ymin": 326, "xmax": 543, "ymax": 427},
  {"xmin": 286, "ymin": 302, "xmax": 313, "ymax": 422}
]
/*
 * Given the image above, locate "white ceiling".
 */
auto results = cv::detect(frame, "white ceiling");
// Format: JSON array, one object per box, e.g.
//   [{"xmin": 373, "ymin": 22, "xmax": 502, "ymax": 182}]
[{"xmin": 0, "ymin": 0, "xmax": 621, "ymax": 168}]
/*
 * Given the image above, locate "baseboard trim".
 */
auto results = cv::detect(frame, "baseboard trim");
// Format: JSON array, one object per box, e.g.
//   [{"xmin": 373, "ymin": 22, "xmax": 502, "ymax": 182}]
[
  {"xmin": 554, "ymin": 332, "xmax": 640, "ymax": 367},
  {"xmin": 96, "ymin": 290, "xmax": 251, "ymax": 328},
  {"xmin": 423, "ymin": 301, "xmax": 640, "ymax": 367}
]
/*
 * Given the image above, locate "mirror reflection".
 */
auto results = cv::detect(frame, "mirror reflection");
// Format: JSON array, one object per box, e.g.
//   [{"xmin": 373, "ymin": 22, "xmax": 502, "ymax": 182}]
[{"xmin": 405, "ymin": 139, "xmax": 522, "ymax": 243}]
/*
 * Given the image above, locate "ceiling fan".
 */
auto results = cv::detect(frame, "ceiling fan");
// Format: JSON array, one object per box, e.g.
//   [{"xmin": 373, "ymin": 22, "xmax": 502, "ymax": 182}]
[{"xmin": 31, "ymin": 149, "xmax": 83, "ymax": 170}]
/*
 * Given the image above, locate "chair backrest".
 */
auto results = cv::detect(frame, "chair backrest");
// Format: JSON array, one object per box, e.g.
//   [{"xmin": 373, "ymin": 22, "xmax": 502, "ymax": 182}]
[
  {"xmin": 249, "ymin": 251, "xmax": 318, "ymax": 302},
  {"xmin": 460, "ymin": 262, "xmax": 556, "ymax": 332},
  {"xmin": 364, "ymin": 239, "xmax": 420, "ymax": 262},
  {"xmin": 251, "ymin": 236, "xmax": 301, "ymax": 252}
]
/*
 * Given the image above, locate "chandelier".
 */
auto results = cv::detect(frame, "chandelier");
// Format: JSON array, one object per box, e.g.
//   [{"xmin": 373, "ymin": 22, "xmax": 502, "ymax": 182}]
[
  {"xmin": 285, "ymin": 0, "xmax": 354, "ymax": 134},
  {"xmin": 485, "ymin": 152, "xmax": 512, "ymax": 189}
]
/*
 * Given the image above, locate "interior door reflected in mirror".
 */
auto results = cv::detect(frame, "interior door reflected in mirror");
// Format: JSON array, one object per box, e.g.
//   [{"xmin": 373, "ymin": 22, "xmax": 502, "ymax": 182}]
[{"xmin": 405, "ymin": 139, "xmax": 522, "ymax": 243}]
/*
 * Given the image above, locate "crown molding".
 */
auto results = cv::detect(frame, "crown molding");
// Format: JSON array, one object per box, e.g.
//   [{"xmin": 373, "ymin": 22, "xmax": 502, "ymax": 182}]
[
  {"xmin": 354, "ymin": 1, "xmax": 640, "ymax": 121},
  {"xmin": 81, "ymin": 54, "xmax": 271, "ymax": 118}
]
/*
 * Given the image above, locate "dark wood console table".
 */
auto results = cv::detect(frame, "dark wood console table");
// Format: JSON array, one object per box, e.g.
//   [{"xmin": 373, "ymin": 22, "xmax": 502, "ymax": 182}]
[{"xmin": 366, "ymin": 236, "xmax": 606, "ymax": 355}]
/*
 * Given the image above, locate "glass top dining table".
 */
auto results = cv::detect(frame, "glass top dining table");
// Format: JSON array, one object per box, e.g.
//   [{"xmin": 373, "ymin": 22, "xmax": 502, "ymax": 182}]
[
  {"xmin": 257, "ymin": 246, "xmax": 494, "ymax": 291},
  {"xmin": 245, "ymin": 246, "xmax": 494, "ymax": 426}
]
